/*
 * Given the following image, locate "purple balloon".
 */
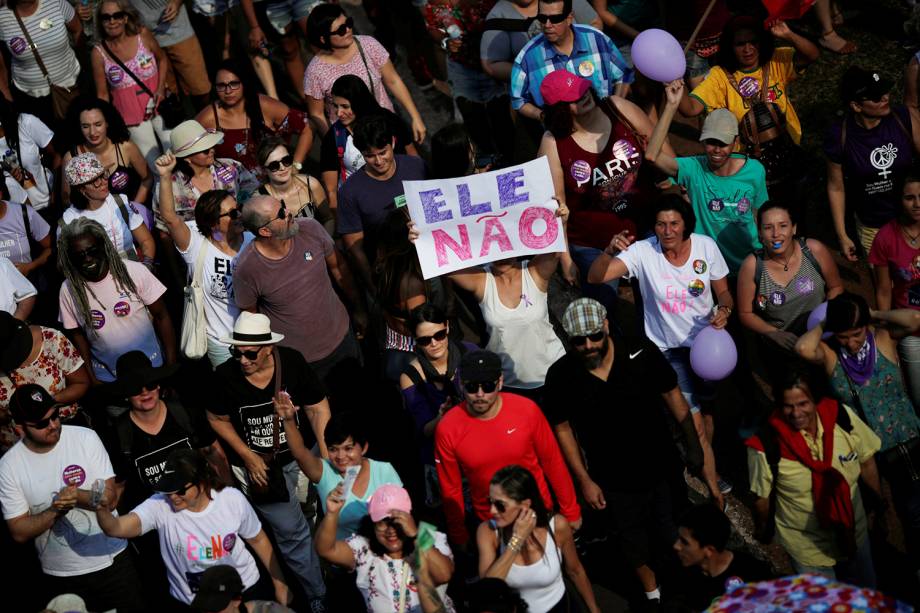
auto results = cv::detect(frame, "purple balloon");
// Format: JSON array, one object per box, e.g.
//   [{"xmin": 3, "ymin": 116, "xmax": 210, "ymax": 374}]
[
  {"xmin": 690, "ymin": 326, "xmax": 738, "ymax": 381},
  {"xmin": 806, "ymin": 301, "xmax": 832, "ymax": 340},
  {"xmin": 631, "ymin": 28, "xmax": 686, "ymax": 83}
]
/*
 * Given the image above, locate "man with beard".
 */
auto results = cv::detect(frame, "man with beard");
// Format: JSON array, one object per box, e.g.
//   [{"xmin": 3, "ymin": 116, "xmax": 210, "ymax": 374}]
[
  {"xmin": 434, "ymin": 349, "xmax": 580, "ymax": 549},
  {"xmin": 542, "ymin": 298, "xmax": 705, "ymax": 609},
  {"xmin": 57, "ymin": 218, "xmax": 176, "ymax": 385},
  {"xmin": 235, "ymin": 195, "xmax": 367, "ymax": 382},
  {"xmin": 0, "ymin": 384, "xmax": 145, "ymax": 612}
]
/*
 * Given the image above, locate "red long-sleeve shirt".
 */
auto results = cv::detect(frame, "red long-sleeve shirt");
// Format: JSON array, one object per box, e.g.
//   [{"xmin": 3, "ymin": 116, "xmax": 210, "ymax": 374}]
[{"xmin": 434, "ymin": 393, "xmax": 581, "ymax": 545}]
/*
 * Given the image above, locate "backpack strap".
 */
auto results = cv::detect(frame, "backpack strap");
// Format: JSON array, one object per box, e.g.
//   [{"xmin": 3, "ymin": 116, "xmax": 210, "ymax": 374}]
[
  {"xmin": 752, "ymin": 248, "xmax": 765, "ymax": 308},
  {"xmin": 798, "ymin": 237, "xmax": 823, "ymax": 277},
  {"xmin": 403, "ymin": 363, "xmax": 426, "ymax": 388},
  {"xmin": 164, "ymin": 400, "xmax": 195, "ymax": 441},
  {"xmin": 115, "ymin": 194, "xmax": 140, "ymax": 260},
  {"xmin": 115, "ymin": 411, "xmax": 135, "ymax": 457}
]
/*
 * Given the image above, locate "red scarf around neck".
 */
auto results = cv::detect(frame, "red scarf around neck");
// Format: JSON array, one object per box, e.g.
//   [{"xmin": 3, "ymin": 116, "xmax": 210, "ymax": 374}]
[{"xmin": 767, "ymin": 398, "xmax": 856, "ymax": 543}]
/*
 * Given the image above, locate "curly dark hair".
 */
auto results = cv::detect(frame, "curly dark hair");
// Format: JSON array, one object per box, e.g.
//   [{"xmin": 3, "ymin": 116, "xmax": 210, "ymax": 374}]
[
  {"xmin": 66, "ymin": 97, "xmax": 131, "ymax": 152},
  {"xmin": 715, "ymin": 15, "xmax": 775, "ymax": 73}
]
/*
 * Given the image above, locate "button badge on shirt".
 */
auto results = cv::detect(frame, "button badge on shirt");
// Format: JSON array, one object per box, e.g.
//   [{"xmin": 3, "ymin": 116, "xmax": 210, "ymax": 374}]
[
  {"xmin": 304, "ymin": 250, "xmax": 313, "ymax": 261},
  {"xmin": 578, "ymin": 60, "xmax": 595, "ymax": 78}
]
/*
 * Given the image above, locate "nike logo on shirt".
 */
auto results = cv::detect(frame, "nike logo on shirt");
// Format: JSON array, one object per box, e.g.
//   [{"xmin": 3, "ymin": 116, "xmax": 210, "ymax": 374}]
[
  {"xmin": 506, "ymin": 428, "xmax": 517, "ymax": 435},
  {"xmin": 629, "ymin": 350, "xmax": 643, "ymax": 359}
]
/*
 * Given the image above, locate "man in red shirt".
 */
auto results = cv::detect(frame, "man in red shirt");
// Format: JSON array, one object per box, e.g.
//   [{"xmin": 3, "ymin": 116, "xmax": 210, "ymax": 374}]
[{"xmin": 434, "ymin": 349, "xmax": 581, "ymax": 548}]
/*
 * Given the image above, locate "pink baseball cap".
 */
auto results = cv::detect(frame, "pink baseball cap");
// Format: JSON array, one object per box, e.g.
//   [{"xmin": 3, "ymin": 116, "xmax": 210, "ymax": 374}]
[
  {"xmin": 540, "ymin": 70, "xmax": 591, "ymax": 105},
  {"xmin": 368, "ymin": 484, "xmax": 412, "ymax": 522}
]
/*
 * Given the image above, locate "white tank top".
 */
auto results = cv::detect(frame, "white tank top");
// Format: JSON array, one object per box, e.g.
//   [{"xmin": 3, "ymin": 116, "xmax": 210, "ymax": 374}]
[
  {"xmin": 480, "ymin": 262, "xmax": 565, "ymax": 388},
  {"xmin": 501, "ymin": 516, "xmax": 566, "ymax": 613}
]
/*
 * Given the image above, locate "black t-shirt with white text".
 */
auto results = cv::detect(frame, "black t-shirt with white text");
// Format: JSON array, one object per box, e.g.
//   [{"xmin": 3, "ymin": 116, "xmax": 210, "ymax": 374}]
[{"xmin": 665, "ymin": 550, "xmax": 773, "ymax": 612}]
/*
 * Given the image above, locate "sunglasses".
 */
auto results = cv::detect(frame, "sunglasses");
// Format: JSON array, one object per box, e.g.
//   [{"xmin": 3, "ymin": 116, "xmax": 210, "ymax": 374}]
[
  {"xmin": 26, "ymin": 407, "xmax": 60, "ymax": 430},
  {"xmin": 570, "ymin": 330, "xmax": 605, "ymax": 346},
  {"xmin": 257, "ymin": 200, "xmax": 289, "ymax": 230},
  {"xmin": 329, "ymin": 17, "xmax": 354, "ymax": 37},
  {"xmin": 462, "ymin": 380, "xmax": 498, "ymax": 394},
  {"xmin": 219, "ymin": 208, "xmax": 241, "ymax": 220},
  {"xmin": 215, "ymin": 79, "xmax": 242, "ymax": 93},
  {"xmin": 231, "ymin": 347, "xmax": 262, "ymax": 361},
  {"xmin": 415, "ymin": 328, "xmax": 448, "ymax": 347},
  {"xmin": 171, "ymin": 482, "xmax": 196, "ymax": 496},
  {"xmin": 488, "ymin": 498, "xmax": 507, "ymax": 513},
  {"xmin": 265, "ymin": 154, "xmax": 294, "ymax": 172},
  {"xmin": 536, "ymin": 12, "xmax": 568, "ymax": 24},
  {"xmin": 100, "ymin": 11, "xmax": 127, "ymax": 21}
]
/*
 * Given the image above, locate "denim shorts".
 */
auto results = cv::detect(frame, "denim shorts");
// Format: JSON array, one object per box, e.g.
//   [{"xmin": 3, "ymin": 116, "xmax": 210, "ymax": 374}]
[
  {"xmin": 663, "ymin": 347, "xmax": 715, "ymax": 414},
  {"xmin": 264, "ymin": 0, "xmax": 323, "ymax": 34},
  {"xmin": 447, "ymin": 59, "xmax": 507, "ymax": 104},
  {"xmin": 191, "ymin": 0, "xmax": 234, "ymax": 17}
]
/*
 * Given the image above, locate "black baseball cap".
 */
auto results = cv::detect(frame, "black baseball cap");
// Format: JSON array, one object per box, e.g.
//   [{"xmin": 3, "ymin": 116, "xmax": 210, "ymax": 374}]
[
  {"xmin": 9, "ymin": 384, "xmax": 56, "ymax": 424},
  {"xmin": 190, "ymin": 565, "xmax": 244, "ymax": 611},
  {"xmin": 841, "ymin": 66, "xmax": 892, "ymax": 103},
  {"xmin": 153, "ymin": 448, "xmax": 199, "ymax": 494},
  {"xmin": 459, "ymin": 350, "xmax": 502, "ymax": 383}
]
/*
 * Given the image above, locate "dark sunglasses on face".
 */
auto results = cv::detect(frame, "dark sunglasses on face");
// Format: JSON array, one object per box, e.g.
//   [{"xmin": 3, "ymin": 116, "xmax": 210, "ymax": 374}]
[
  {"xmin": 172, "ymin": 483, "xmax": 196, "ymax": 496},
  {"xmin": 231, "ymin": 347, "xmax": 262, "ymax": 361},
  {"xmin": 329, "ymin": 16, "xmax": 354, "ymax": 37},
  {"xmin": 463, "ymin": 380, "xmax": 499, "ymax": 394},
  {"xmin": 26, "ymin": 407, "xmax": 60, "ymax": 430},
  {"xmin": 258, "ymin": 200, "xmax": 289, "ymax": 229},
  {"xmin": 215, "ymin": 80, "xmax": 242, "ymax": 93},
  {"xmin": 265, "ymin": 154, "xmax": 294, "ymax": 172},
  {"xmin": 488, "ymin": 498, "xmax": 507, "ymax": 513},
  {"xmin": 100, "ymin": 11, "xmax": 127, "ymax": 21},
  {"xmin": 570, "ymin": 330, "xmax": 605, "ymax": 346},
  {"xmin": 219, "ymin": 207, "xmax": 241, "ymax": 220},
  {"xmin": 536, "ymin": 12, "xmax": 568, "ymax": 24},
  {"xmin": 415, "ymin": 328, "xmax": 448, "ymax": 347}
]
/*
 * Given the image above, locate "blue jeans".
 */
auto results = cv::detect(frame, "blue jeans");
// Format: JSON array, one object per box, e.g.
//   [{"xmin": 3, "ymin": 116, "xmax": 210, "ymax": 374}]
[
  {"xmin": 206, "ymin": 336, "xmax": 231, "ymax": 369},
  {"xmin": 446, "ymin": 59, "xmax": 506, "ymax": 104},
  {"xmin": 570, "ymin": 243, "xmax": 619, "ymax": 316},
  {"xmin": 898, "ymin": 335, "xmax": 920, "ymax": 409},
  {"xmin": 663, "ymin": 347, "xmax": 715, "ymax": 414},
  {"xmin": 790, "ymin": 533, "xmax": 877, "ymax": 589}
]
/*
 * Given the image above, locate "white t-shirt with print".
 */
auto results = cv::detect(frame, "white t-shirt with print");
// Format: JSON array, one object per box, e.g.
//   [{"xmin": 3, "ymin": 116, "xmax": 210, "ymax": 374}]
[
  {"xmin": 176, "ymin": 221, "xmax": 253, "ymax": 342},
  {"xmin": 132, "ymin": 487, "xmax": 262, "ymax": 604},
  {"xmin": 616, "ymin": 233, "xmax": 729, "ymax": 350},
  {"xmin": 0, "ymin": 114, "xmax": 54, "ymax": 209},
  {"xmin": 0, "ymin": 254, "xmax": 35, "ymax": 313},
  {"xmin": 0, "ymin": 425, "xmax": 126, "ymax": 576},
  {"xmin": 61, "ymin": 194, "xmax": 144, "ymax": 257},
  {"xmin": 346, "ymin": 531, "xmax": 455, "ymax": 613}
]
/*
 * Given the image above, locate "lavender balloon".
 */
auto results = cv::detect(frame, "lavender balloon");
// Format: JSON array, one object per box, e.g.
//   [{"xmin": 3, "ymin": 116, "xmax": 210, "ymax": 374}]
[
  {"xmin": 690, "ymin": 326, "xmax": 738, "ymax": 381},
  {"xmin": 806, "ymin": 301, "xmax": 832, "ymax": 340},
  {"xmin": 631, "ymin": 28, "xmax": 686, "ymax": 83}
]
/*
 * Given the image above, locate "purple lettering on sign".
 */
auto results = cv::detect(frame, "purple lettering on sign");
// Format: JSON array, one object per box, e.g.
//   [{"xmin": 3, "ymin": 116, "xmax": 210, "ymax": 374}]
[
  {"xmin": 497, "ymin": 169, "xmax": 529, "ymax": 209},
  {"xmin": 457, "ymin": 183, "xmax": 491, "ymax": 217},
  {"xmin": 519, "ymin": 206, "xmax": 558, "ymax": 249},
  {"xmin": 479, "ymin": 218, "xmax": 513, "ymax": 257},
  {"xmin": 433, "ymin": 225, "xmax": 471, "ymax": 266},
  {"xmin": 420, "ymin": 188, "xmax": 453, "ymax": 224}
]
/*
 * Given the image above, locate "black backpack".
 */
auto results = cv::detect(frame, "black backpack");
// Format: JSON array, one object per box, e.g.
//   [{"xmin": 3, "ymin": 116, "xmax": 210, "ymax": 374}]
[{"xmin": 115, "ymin": 400, "xmax": 196, "ymax": 457}]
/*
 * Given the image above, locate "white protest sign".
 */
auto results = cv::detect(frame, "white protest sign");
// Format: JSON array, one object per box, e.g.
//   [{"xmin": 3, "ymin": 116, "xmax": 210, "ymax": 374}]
[{"xmin": 404, "ymin": 156, "xmax": 564, "ymax": 279}]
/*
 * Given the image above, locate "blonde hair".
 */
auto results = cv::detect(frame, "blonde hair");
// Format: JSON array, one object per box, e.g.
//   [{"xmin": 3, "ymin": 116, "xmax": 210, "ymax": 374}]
[{"xmin": 95, "ymin": 0, "xmax": 141, "ymax": 40}]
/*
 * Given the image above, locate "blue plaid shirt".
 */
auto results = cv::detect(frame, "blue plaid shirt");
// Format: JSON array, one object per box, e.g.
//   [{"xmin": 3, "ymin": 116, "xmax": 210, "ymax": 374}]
[{"xmin": 510, "ymin": 25, "xmax": 633, "ymax": 110}]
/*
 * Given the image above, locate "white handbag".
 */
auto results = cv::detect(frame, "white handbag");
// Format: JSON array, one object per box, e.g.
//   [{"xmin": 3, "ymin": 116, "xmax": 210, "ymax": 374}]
[{"xmin": 179, "ymin": 240, "xmax": 208, "ymax": 359}]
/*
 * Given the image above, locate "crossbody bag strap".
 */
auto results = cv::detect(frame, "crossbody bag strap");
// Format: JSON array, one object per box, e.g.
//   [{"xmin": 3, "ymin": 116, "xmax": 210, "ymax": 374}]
[
  {"xmin": 722, "ymin": 67, "xmax": 760, "ymax": 152},
  {"xmin": 13, "ymin": 10, "xmax": 49, "ymax": 79},
  {"xmin": 354, "ymin": 37, "xmax": 375, "ymax": 96},
  {"xmin": 271, "ymin": 346, "xmax": 283, "ymax": 454},
  {"xmin": 100, "ymin": 40, "xmax": 156, "ymax": 99},
  {"xmin": 193, "ymin": 234, "xmax": 208, "ymax": 285}
]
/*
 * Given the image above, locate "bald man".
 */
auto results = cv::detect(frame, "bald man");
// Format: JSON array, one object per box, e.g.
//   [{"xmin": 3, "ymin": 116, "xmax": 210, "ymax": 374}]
[{"xmin": 234, "ymin": 195, "xmax": 367, "ymax": 381}]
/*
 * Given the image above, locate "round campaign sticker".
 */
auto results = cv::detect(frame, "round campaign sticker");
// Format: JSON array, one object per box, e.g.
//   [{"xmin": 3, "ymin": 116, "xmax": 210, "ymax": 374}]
[
  {"xmin": 708, "ymin": 199, "xmax": 724, "ymax": 212},
  {"xmin": 611, "ymin": 139, "xmax": 638, "ymax": 162},
  {"xmin": 109, "ymin": 169, "xmax": 129, "ymax": 190},
  {"xmin": 215, "ymin": 164, "xmax": 237, "ymax": 184},
  {"xmin": 570, "ymin": 160, "xmax": 591, "ymax": 183},
  {"xmin": 62, "ymin": 464, "xmax": 86, "ymax": 486},
  {"xmin": 578, "ymin": 60, "xmax": 594, "ymax": 78},
  {"xmin": 223, "ymin": 533, "xmax": 237, "ymax": 552},
  {"xmin": 771, "ymin": 291, "xmax": 786, "ymax": 306},
  {"xmin": 796, "ymin": 277, "xmax": 815, "ymax": 294},
  {"xmin": 738, "ymin": 76, "xmax": 761, "ymax": 98},
  {"xmin": 737, "ymin": 197, "xmax": 751, "ymax": 214},
  {"xmin": 106, "ymin": 65, "xmax": 125, "ymax": 85},
  {"xmin": 90, "ymin": 309, "xmax": 105, "ymax": 329},
  {"xmin": 756, "ymin": 294, "xmax": 767, "ymax": 310},
  {"xmin": 9, "ymin": 37, "xmax": 27, "ymax": 55},
  {"xmin": 114, "ymin": 301, "xmax": 131, "ymax": 317},
  {"xmin": 688, "ymin": 279, "xmax": 705, "ymax": 297},
  {"xmin": 692, "ymin": 259, "xmax": 707, "ymax": 274}
]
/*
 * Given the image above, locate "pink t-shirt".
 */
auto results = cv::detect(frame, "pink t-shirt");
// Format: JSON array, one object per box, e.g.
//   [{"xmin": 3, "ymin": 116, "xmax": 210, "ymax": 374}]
[
  {"xmin": 58, "ymin": 260, "xmax": 166, "ymax": 382},
  {"xmin": 303, "ymin": 35, "xmax": 395, "ymax": 126},
  {"xmin": 869, "ymin": 219, "xmax": 920, "ymax": 310}
]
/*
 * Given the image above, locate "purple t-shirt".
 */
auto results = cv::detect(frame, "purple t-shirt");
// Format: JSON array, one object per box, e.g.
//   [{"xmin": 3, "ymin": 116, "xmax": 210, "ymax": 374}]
[
  {"xmin": 233, "ymin": 218, "xmax": 349, "ymax": 363},
  {"xmin": 824, "ymin": 106, "xmax": 914, "ymax": 228}
]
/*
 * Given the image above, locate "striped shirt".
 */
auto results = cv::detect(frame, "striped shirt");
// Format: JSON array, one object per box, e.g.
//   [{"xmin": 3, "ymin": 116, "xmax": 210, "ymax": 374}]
[
  {"xmin": 510, "ymin": 24, "xmax": 632, "ymax": 110},
  {"xmin": 0, "ymin": 0, "xmax": 79, "ymax": 96}
]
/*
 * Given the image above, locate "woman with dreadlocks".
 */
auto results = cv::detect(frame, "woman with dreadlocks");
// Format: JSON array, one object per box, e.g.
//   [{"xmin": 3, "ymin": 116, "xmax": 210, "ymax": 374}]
[{"xmin": 57, "ymin": 218, "xmax": 176, "ymax": 385}]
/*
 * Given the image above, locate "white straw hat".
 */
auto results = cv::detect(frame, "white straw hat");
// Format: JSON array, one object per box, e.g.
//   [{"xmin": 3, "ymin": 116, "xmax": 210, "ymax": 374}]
[{"xmin": 220, "ymin": 312, "xmax": 285, "ymax": 346}]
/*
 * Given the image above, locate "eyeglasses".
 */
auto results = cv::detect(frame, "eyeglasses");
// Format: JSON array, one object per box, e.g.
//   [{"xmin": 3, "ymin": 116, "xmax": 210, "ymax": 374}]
[
  {"xmin": 231, "ymin": 347, "xmax": 262, "ymax": 361},
  {"xmin": 265, "ymin": 154, "xmax": 294, "ymax": 172},
  {"xmin": 215, "ymin": 80, "xmax": 242, "ymax": 93},
  {"xmin": 172, "ymin": 483, "xmax": 196, "ymax": 496},
  {"xmin": 415, "ymin": 328, "xmax": 448, "ymax": 347},
  {"xmin": 100, "ymin": 11, "xmax": 127, "ymax": 21},
  {"xmin": 219, "ymin": 208, "xmax": 241, "ymax": 220},
  {"xmin": 70, "ymin": 244, "xmax": 102, "ymax": 261},
  {"xmin": 257, "ymin": 200, "xmax": 290, "ymax": 230},
  {"xmin": 535, "ymin": 13, "xmax": 568, "ymax": 24},
  {"xmin": 329, "ymin": 17, "xmax": 354, "ymax": 37},
  {"xmin": 462, "ymin": 380, "xmax": 498, "ymax": 394},
  {"xmin": 570, "ymin": 330, "xmax": 605, "ymax": 346},
  {"xmin": 26, "ymin": 407, "xmax": 60, "ymax": 430},
  {"xmin": 487, "ymin": 498, "xmax": 507, "ymax": 513},
  {"xmin": 82, "ymin": 174, "xmax": 108, "ymax": 189}
]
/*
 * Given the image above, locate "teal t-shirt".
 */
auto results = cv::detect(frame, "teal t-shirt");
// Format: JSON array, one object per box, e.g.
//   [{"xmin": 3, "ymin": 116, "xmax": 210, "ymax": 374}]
[
  {"xmin": 676, "ymin": 154, "xmax": 768, "ymax": 274},
  {"xmin": 317, "ymin": 458, "xmax": 403, "ymax": 540}
]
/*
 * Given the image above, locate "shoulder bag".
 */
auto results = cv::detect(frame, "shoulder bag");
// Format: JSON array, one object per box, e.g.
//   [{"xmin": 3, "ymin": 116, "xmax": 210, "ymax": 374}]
[
  {"xmin": 179, "ymin": 237, "xmax": 208, "ymax": 359},
  {"xmin": 100, "ymin": 39, "xmax": 184, "ymax": 130},
  {"xmin": 12, "ymin": 9, "xmax": 79, "ymax": 121}
]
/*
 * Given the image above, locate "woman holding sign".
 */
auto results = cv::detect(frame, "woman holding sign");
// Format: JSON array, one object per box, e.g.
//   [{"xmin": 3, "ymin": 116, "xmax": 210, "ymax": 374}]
[{"xmin": 538, "ymin": 69, "xmax": 663, "ymax": 313}]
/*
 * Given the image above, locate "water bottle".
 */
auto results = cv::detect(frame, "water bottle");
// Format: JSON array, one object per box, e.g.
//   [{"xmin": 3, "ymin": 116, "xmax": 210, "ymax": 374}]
[
  {"xmin": 4, "ymin": 148, "xmax": 19, "ymax": 171},
  {"xmin": 90, "ymin": 478, "xmax": 106, "ymax": 509}
]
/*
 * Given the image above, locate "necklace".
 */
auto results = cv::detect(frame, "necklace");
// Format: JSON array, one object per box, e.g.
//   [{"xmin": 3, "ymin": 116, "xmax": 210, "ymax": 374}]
[
  {"xmin": 902, "ymin": 225, "xmax": 920, "ymax": 245},
  {"xmin": 769, "ymin": 251, "xmax": 791, "ymax": 272},
  {"xmin": 268, "ymin": 180, "xmax": 305, "ymax": 216}
]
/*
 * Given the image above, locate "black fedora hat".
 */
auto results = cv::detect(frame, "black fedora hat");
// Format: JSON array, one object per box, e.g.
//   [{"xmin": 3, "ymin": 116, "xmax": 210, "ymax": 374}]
[
  {"xmin": 0, "ymin": 312, "xmax": 32, "ymax": 372},
  {"xmin": 105, "ymin": 351, "xmax": 179, "ymax": 397}
]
